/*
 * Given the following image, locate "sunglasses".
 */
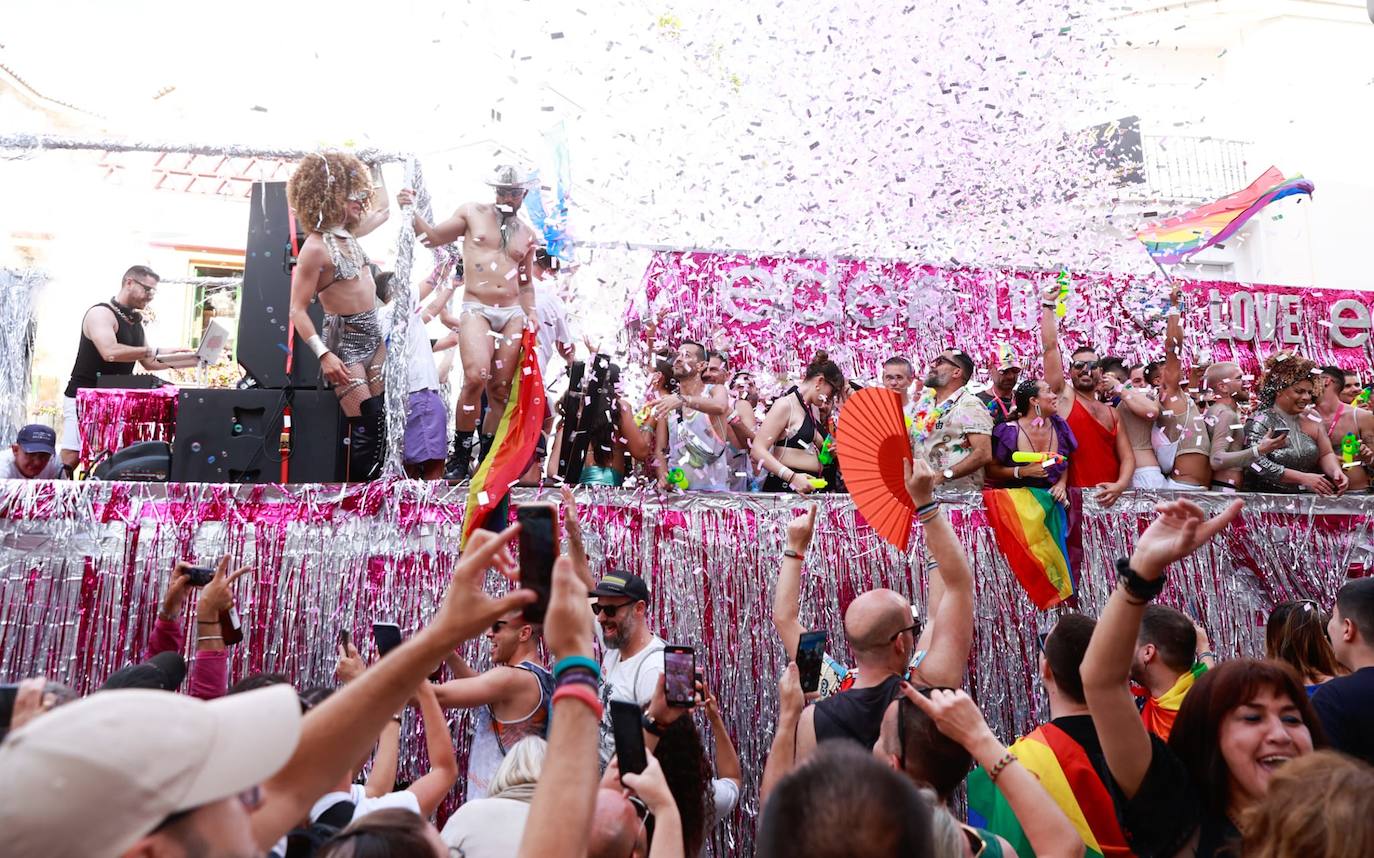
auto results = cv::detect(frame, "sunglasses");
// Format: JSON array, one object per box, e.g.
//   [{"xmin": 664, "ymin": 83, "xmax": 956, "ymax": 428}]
[
  {"xmin": 1037, "ymin": 631, "xmax": 1049, "ymax": 651},
  {"xmin": 889, "ymin": 620, "xmax": 922, "ymax": 642},
  {"xmin": 591, "ymin": 601, "xmax": 636, "ymax": 616},
  {"xmin": 1070, "ymin": 360, "xmax": 1099, "ymax": 371},
  {"xmin": 490, "ymin": 620, "xmax": 508, "ymax": 634}
]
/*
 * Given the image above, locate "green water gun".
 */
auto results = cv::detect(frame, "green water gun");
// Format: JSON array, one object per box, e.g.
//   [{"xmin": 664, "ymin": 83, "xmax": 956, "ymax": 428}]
[
  {"xmin": 1343, "ymin": 433, "xmax": 1360, "ymax": 469},
  {"xmin": 1355, "ymin": 387, "xmax": 1371, "ymax": 408},
  {"xmin": 666, "ymin": 467, "xmax": 690, "ymax": 490},
  {"xmin": 816, "ymin": 436, "xmax": 836, "ymax": 466},
  {"xmin": 1055, "ymin": 269, "xmax": 1070, "ymax": 318}
]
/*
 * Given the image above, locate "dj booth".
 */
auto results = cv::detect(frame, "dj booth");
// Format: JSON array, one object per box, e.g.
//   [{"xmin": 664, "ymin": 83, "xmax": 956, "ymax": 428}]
[{"xmin": 77, "ymin": 181, "xmax": 349, "ymax": 485}]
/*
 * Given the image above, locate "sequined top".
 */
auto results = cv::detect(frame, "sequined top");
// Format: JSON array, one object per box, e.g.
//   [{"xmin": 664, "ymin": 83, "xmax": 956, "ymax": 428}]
[
  {"xmin": 1243, "ymin": 408, "xmax": 1319, "ymax": 492},
  {"xmin": 321, "ymin": 230, "xmax": 369, "ymax": 285}
]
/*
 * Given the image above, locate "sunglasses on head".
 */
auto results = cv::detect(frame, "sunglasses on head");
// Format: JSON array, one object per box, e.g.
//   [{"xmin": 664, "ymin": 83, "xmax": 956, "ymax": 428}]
[{"xmin": 1071, "ymin": 360, "xmax": 1099, "ymax": 371}]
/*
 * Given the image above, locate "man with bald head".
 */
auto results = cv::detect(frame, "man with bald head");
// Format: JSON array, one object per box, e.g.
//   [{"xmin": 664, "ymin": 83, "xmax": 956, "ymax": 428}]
[
  {"xmin": 587, "ymin": 788, "xmax": 646, "ymax": 858},
  {"xmin": 793, "ymin": 458, "xmax": 974, "ymax": 756}
]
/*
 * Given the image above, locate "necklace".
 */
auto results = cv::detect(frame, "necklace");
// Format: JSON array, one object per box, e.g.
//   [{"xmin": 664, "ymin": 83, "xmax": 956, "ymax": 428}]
[{"xmin": 108, "ymin": 298, "xmax": 139, "ymax": 325}]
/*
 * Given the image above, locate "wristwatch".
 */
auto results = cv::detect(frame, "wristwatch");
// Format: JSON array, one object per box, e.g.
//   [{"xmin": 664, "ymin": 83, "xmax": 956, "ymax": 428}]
[
  {"xmin": 942, "ymin": 468, "xmax": 955, "ymax": 481},
  {"xmin": 1115, "ymin": 557, "xmax": 1167, "ymax": 603},
  {"xmin": 642, "ymin": 712, "xmax": 667, "ymax": 737}
]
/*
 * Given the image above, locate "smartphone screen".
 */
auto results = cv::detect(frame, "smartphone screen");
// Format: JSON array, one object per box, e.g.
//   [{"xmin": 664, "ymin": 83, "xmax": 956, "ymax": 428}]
[
  {"xmin": 185, "ymin": 566, "xmax": 215, "ymax": 587},
  {"xmin": 372, "ymin": 622, "xmax": 403, "ymax": 657},
  {"xmin": 664, "ymin": 645, "xmax": 696, "ymax": 707},
  {"xmin": 796, "ymin": 630, "xmax": 827, "ymax": 694},
  {"xmin": 610, "ymin": 700, "xmax": 647, "ymax": 778},
  {"xmin": 516, "ymin": 502, "xmax": 559, "ymax": 624}
]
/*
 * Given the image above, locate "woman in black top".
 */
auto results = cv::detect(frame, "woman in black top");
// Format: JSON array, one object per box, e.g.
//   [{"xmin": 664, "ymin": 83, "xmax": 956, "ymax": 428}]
[
  {"xmin": 751, "ymin": 351, "xmax": 845, "ymax": 494},
  {"xmin": 1081, "ymin": 498, "xmax": 1326, "ymax": 857}
]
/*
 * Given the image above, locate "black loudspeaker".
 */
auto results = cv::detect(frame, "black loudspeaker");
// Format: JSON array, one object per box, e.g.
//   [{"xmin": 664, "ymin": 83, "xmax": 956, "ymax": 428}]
[
  {"xmin": 171, "ymin": 389, "xmax": 346, "ymax": 484},
  {"xmin": 284, "ymin": 389, "xmax": 346, "ymax": 483},
  {"xmin": 171, "ymin": 389, "xmax": 289, "ymax": 483},
  {"xmin": 237, "ymin": 181, "xmax": 324, "ymax": 389}
]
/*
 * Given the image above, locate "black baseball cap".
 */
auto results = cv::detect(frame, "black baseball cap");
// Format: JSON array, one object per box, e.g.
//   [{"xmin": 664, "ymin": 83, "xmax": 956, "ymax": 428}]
[
  {"xmin": 99, "ymin": 651, "xmax": 187, "ymax": 692},
  {"xmin": 14, "ymin": 424, "xmax": 56, "ymax": 455},
  {"xmin": 589, "ymin": 571, "xmax": 650, "ymax": 602}
]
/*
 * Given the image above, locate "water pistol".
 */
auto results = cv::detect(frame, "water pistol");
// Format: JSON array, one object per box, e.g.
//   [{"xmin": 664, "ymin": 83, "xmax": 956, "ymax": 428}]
[
  {"xmin": 1355, "ymin": 388, "xmax": 1372, "ymax": 408},
  {"xmin": 816, "ymin": 436, "xmax": 836, "ymax": 466},
  {"xmin": 1055, "ymin": 269, "xmax": 1070, "ymax": 318},
  {"xmin": 666, "ymin": 467, "xmax": 690, "ymax": 490},
  {"xmin": 1343, "ymin": 433, "xmax": 1360, "ymax": 469},
  {"xmin": 634, "ymin": 404, "xmax": 654, "ymax": 427},
  {"xmin": 807, "ymin": 477, "xmax": 828, "ymax": 491},
  {"xmin": 1012, "ymin": 451, "xmax": 1066, "ymax": 467}
]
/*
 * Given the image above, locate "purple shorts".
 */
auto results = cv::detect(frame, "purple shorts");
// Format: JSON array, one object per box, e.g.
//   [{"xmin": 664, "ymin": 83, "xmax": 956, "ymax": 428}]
[{"xmin": 404, "ymin": 389, "xmax": 448, "ymax": 465}]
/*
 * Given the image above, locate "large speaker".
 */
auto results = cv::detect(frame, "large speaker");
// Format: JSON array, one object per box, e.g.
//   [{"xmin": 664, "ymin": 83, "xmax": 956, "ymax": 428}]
[
  {"xmin": 236, "ymin": 181, "xmax": 325, "ymax": 389},
  {"xmin": 171, "ymin": 389, "xmax": 345, "ymax": 484}
]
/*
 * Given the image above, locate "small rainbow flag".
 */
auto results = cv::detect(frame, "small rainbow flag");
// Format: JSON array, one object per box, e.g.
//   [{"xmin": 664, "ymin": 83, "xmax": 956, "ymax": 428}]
[
  {"xmin": 460, "ymin": 328, "xmax": 545, "ymax": 547},
  {"xmin": 982, "ymin": 487, "xmax": 1074, "ymax": 610},
  {"xmin": 1136, "ymin": 166, "xmax": 1314, "ymax": 264},
  {"xmin": 968, "ymin": 723, "xmax": 1133, "ymax": 858}
]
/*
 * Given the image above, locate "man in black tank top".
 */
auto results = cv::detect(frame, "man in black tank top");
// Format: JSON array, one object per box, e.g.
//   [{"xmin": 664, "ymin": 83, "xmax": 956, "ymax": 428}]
[{"xmin": 59, "ymin": 266, "xmax": 197, "ymax": 471}]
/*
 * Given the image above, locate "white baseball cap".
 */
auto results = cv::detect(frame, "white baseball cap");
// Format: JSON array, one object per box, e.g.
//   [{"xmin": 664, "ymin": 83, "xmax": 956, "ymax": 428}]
[{"xmin": 0, "ymin": 685, "xmax": 301, "ymax": 858}]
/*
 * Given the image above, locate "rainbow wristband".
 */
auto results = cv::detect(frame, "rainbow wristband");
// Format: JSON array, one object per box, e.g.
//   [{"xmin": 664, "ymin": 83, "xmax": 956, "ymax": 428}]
[
  {"xmin": 553, "ymin": 655, "xmax": 602, "ymax": 680},
  {"xmin": 552, "ymin": 683, "xmax": 603, "ymax": 719}
]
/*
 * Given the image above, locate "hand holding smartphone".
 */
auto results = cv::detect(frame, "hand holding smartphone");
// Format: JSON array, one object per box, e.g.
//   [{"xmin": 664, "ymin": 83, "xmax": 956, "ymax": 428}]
[
  {"xmin": 516, "ymin": 502, "xmax": 560, "ymax": 623},
  {"xmin": 664, "ymin": 645, "xmax": 696, "ymax": 708},
  {"xmin": 372, "ymin": 622, "xmax": 403, "ymax": 657},
  {"xmin": 184, "ymin": 566, "xmax": 215, "ymax": 587}
]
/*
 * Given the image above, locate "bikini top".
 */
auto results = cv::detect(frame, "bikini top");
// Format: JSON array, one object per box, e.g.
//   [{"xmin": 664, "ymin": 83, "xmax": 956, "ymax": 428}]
[
  {"xmin": 320, "ymin": 230, "xmax": 370, "ymax": 289},
  {"xmin": 778, "ymin": 388, "xmax": 820, "ymax": 450}
]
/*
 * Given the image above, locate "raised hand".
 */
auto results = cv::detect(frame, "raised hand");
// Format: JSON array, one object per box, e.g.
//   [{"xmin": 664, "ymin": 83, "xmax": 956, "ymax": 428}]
[
  {"xmin": 1129, "ymin": 499, "xmax": 1243, "ymax": 579},
  {"xmin": 196, "ymin": 556, "xmax": 252, "ymax": 622},
  {"xmin": 902, "ymin": 685, "xmax": 995, "ymax": 750},
  {"xmin": 903, "ymin": 457, "xmax": 937, "ymax": 506},
  {"xmin": 785, "ymin": 506, "xmax": 817, "ymax": 552},
  {"xmin": 432, "ymin": 526, "xmax": 536, "ymax": 646}
]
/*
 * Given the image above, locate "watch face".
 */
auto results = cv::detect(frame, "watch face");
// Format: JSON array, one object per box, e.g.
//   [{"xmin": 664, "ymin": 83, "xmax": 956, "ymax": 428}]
[{"xmin": 943, "ymin": 469, "xmax": 954, "ymax": 479}]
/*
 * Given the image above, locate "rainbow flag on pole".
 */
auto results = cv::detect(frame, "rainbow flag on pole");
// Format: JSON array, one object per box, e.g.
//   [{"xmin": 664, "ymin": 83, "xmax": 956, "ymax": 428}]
[
  {"xmin": 1136, "ymin": 166, "xmax": 1314, "ymax": 264},
  {"xmin": 982, "ymin": 487, "xmax": 1075, "ymax": 610},
  {"xmin": 968, "ymin": 724, "xmax": 1134, "ymax": 858},
  {"xmin": 460, "ymin": 328, "xmax": 545, "ymax": 548}
]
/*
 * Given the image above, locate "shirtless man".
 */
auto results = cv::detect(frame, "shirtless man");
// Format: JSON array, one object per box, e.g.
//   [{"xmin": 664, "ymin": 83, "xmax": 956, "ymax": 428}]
[
  {"xmin": 1317, "ymin": 365, "xmax": 1374, "ymax": 492},
  {"xmin": 287, "ymin": 152, "xmax": 391, "ymax": 481},
  {"xmin": 1039, "ymin": 282, "xmax": 1134, "ymax": 505},
  {"xmin": 1202, "ymin": 362, "xmax": 1282, "ymax": 492},
  {"xmin": 399, "ymin": 165, "xmax": 539, "ymax": 480}
]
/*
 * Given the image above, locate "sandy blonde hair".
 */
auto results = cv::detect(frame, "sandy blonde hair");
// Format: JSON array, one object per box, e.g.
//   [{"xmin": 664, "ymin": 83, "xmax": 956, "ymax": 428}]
[{"xmin": 1241, "ymin": 750, "xmax": 1374, "ymax": 858}]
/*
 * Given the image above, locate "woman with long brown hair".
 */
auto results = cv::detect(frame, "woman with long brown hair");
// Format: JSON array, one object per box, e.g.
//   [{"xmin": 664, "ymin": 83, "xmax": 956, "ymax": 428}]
[{"xmin": 1266, "ymin": 600, "xmax": 1343, "ymax": 692}]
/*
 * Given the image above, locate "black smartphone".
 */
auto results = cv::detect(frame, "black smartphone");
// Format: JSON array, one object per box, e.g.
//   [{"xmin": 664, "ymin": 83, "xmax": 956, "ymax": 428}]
[
  {"xmin": 372, "ymin": 622, "xmax": 403, "ymax": 657},
  {"xmin": 185, "ymin": 566, "xmax": 215, "ymax": 587},
  {"xmin": 610, "ymin": 699, "xmax": 648, "ymax": 778},
  {"xmin": 516, "ymin": 502, "xmax": 559, "ymax": 624},
  {"xmin": 796, "ymin": 630, "xmax": 827, "ymax": 694},
  {"xmin": 220, "ymin": 607, "xmax": 243, "ymax": 647},
  {"xmin": 1271, "ymin": 427, "xmax": 1291, "ymax": 438},
  {"xmin": 0, "ymin": 684, "xmax": 16, "ymax": 731},
  {"xmin": 664, "ymin": 645, "xmax": 696, "ymax": 708},
  {"xmin": 338, "ymin": 628, "xmax": 351, "ymax": 649}
]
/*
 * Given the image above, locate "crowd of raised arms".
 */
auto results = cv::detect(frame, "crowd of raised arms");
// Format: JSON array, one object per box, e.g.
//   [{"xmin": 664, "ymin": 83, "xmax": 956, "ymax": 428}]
[{"xmin": 2, "ymin": 474, "xmax": 1372, "ymax": 857}]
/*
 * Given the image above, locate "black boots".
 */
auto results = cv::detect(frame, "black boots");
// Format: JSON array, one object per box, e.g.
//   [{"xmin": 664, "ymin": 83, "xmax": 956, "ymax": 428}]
[
  {"xmin": 446, "ymin": 430, "xmax": 477, "ymax": 481},
  {"xmin": 347, "ymin": 396, "xmax": 386, "ymax": 482}
]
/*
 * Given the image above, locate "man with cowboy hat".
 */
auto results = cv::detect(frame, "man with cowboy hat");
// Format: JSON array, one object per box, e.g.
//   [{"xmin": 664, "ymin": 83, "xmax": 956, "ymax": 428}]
[{"xmin": 399, "ymin": 165, "xmax": 542, "ymax": 479}]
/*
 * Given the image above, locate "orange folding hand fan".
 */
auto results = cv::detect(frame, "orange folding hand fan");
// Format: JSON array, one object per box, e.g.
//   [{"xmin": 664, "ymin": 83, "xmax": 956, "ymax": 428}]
[{"xmin": 836, "ymin": 387, "xmax": 915, "ymax": 550}]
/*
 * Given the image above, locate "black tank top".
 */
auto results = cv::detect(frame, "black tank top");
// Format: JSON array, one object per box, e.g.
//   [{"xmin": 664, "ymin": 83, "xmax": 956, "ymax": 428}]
[
  {"xmin": 778, "ymin": 388, "xmax": 819, "ymax": 450},
  {"xmin": 813, "ymin": 673, "xmax": 903, "ymax": 748},
  {"xmin": 64, "ymin": 302, "xmax": 146, "ymax": 397}
]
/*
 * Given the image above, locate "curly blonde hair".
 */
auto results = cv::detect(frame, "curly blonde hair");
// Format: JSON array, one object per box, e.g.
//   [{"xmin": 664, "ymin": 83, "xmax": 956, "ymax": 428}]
[
  {"xmin": 286, "ymin": 151, "xmax": 374, "ymax": 232},
  {"xmin": 1258, "ymin": 351, "xmax": 1317, "ymax": 408}
]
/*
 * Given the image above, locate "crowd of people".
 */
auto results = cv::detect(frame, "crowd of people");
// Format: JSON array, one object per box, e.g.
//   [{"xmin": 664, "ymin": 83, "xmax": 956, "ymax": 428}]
[{"xmin": 3, "ymin": 470, "xmax": 1373, "ymax": 857}]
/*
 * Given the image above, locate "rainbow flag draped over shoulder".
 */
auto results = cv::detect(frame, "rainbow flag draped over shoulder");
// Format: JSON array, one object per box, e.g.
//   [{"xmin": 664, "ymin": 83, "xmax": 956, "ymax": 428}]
[
  {"xmin": 1136, "ymin": 166, "xmax": 1314, "ymax": 264},
  {"xmin": 982, "ymin": 487, "xmax": 1075, "ymax": 610},
  {"xmin": 968, "ymin": 723, "xmax": 1134, "ymax": 858},
  {"xmin": 460, "ymin": 328, "xmax": 544, "ymax": 547}
]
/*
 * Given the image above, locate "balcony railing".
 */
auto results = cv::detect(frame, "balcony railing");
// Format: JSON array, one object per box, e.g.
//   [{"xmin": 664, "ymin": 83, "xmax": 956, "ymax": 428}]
[{"xmin": 1139, "ymin": 134, "xmax": 1251, "ymax": 202}]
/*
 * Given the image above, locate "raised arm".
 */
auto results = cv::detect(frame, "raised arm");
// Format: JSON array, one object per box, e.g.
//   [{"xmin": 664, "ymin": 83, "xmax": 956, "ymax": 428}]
[
  {"xmin": 704, "ymin": 687, "xmax": 742, "ymax": 787},
  {"xmin": 431, "ymin": 667, "xmax": 528, "ymax": 710},
  {"xmin": 352, "ymin": 165, "xmax": 390, "ymax": 238},
  {"xmin": 406, "ymin": 198, "xmax": 468, "ymax": 249},
  {"xmin": 250, "ymin": 527, "xmax": 534, "ymax": 849},
  {"xmin": 908, "ymin": 687, "xmax": 1084, "ymax": 858},
  {"xmin": 905, "ymin": 459, "xmax": 974, "ymax": 688},
  {"xmin": 1081, "ymin": 499, "xmax": 1241, "ymax": 799},
  {"xmin": 1039, "ymin": 282, "xmax": 1068, "ymax": 395},
  {"xmin": 407, "ymin": 682, "xmax": 460, "ymax": 816},
  {"xmin": 363, "ymin": 719, "xmax": 400, "ymax": 798},
  {"xmin": 1160, "ymin": 291, "xmax": 1184, "ymax": 398},
  {"xmin": 772, "ymin": 507, "xmax": 816, "ymax": 657},
  {"xmin": 760, "ymin": 664, "xmax": 804, "ymax": 803},
  {"xmin": 616, "ymin": 398, "xmax": 654, "ymax": 462}
]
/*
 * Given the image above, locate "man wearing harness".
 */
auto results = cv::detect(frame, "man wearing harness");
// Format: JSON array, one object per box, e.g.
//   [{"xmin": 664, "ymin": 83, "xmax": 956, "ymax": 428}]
[
  {"xmin": 287, "ymin": 152, "xmax": 391, "ymax": 481},
  {"xmin": 399, "ymin": 165, "xmax": 540, "ymax": 480},
  {"xmin": 59, "ymin": 265, "xmax": 199, "ymax": 474},
  {"xmin": 1037, "ymin": 282, "xmax": 1134, "ymax": 505},
  {"xmin": 432, "ymin": 609, "xmax": 553, "ymax": 801}
]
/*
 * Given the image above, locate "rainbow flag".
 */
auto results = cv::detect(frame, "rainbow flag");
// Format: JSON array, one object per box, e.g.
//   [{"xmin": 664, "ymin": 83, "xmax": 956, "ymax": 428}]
[
  {"xmin": 460, "ymin": 328, "xmax": 545, "ymax": 547},
  {"xmin": 968, "ymin": 723, "xmax": 1133, "ymax": 858},
  {"xmin": 1136, "ymin": 166, "xmax": 1314, "ymax": 264},
  {"xmin": 982, "ymin": 487, "xmax": 1075, "ymax": 610}
]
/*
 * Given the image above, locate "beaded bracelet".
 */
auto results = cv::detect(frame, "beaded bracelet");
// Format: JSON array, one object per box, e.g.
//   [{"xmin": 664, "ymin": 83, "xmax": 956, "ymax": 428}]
[
  {"xmin": 987, "ymin": 750, "xmax": 1018, "ymax": 783},
  {"xmin": 557, "ymin": 671, "xmax": 601, "ymax": 693},
  {"xmin": 552, "ymin": 683, "xmax": 603, "ymax": 719},
  {"xmin": 553, "ymin": 655, "xmax": 601, "ymax": 680}
]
